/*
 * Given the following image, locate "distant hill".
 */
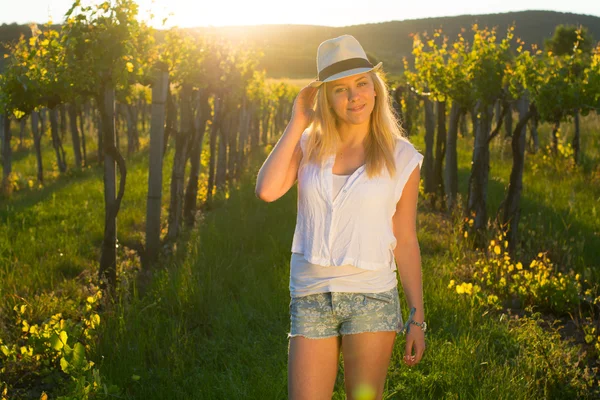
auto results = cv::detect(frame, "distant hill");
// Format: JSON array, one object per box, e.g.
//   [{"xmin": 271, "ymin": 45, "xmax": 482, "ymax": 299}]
[
  {"xmin": 190, "ymin": 10, "xmax": 600, "ymax": 79},
  {"xmin": 1, "ymin": 10, "xmax": 599, "ymax": 79}
]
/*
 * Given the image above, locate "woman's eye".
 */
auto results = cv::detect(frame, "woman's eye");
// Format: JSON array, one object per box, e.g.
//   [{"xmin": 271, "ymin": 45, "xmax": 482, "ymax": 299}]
[{"xmin": 334, "ymin": 82, "xmax": 366, "ymax": 93}]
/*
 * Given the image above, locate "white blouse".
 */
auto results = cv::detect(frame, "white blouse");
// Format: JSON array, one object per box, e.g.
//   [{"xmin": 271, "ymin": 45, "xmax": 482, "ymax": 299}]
[
  {"xmin": 290, "ymin": 173, "xmax": 398, "ymax": 298},
  {"xmin": 291, "ymin": 129, "xmax": 424, "ymax": 272}
]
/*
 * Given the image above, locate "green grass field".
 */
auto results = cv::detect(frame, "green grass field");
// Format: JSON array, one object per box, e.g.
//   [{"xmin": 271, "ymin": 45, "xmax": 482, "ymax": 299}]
[{"xmin": 1, "ymin": 111, "xmax": 599, "ymax": 398}]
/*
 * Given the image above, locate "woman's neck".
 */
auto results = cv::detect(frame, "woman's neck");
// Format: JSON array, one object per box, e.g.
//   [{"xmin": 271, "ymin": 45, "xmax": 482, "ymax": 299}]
[{"xmin": 336, "ymin": 121, "xmax": 370, "ymax": 148}]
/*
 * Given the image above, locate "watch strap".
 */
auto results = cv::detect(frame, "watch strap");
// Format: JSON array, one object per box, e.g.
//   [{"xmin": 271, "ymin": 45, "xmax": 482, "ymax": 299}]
[
  {"xmin": 409, "ymin": 319, "xmax": 427, "ymax": 332},
  {"xmin": 403, "ymin": 307, "xmax": 427, "ymax": 334}
]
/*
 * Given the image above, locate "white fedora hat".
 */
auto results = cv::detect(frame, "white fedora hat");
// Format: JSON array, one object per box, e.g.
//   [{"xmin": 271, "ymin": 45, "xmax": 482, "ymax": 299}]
[{"xmin": 309, "ymin": 34, "xmax": 382, "ymax": 88}]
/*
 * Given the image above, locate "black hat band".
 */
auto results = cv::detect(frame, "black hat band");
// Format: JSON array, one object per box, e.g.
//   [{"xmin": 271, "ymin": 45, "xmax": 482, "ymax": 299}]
[{"xmin": 318, "ymin": 57, "xmax": 374, "ymax": 81}]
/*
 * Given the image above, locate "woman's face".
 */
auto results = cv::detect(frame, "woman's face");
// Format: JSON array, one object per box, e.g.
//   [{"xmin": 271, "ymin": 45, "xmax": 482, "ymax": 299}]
[{"xmin": 326, "ymin": 72, "xmax": 377, "ymax": 128}]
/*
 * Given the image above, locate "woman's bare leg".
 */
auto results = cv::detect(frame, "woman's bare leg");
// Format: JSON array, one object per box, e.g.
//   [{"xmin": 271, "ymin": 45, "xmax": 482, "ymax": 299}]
[
  {"xmin": 341, "ymin": 331, "xmax": 396, "ymax": 400},
  {"xmin": 288, "ymin": 335, "xmax": 342, "ymax": 400}
]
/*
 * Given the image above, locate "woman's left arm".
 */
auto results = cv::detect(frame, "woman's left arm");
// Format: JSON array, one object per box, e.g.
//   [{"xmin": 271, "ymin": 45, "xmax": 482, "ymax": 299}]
[{"xmin": 391, "ymin": 164, "xmax": 426, "ymax": 366}]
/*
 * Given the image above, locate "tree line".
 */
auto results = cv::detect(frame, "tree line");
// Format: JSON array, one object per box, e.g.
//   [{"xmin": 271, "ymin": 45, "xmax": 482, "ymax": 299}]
[
  {"xmin": 394, "ymin": 24, "xmax": 600, "ymax": 254},
  {"xmin": 0, "ymin": 0, "xmax": 297, "ymax": 298}
]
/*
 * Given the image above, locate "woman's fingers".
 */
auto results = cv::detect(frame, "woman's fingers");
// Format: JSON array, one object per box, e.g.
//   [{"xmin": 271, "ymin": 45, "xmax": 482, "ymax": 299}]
[
  {"xmin": 414, "ymin": 342, "xmax": 425, "ymax": 364},
  {"xmin": 307, "ymin": 88, "xmax": 317, "ymax": 106},
  {"xmin": 403, "ymin": 337, "xmax": 415, "ymax": 365},
  {"xmin": 300, "ymin": 85, "xmax": 318, "ymax": 106},
  {"xmin": 403, "ymin": 335, "xmax": 426, "ymax": 366},
  {"xmin": 292, "ymin": 85, "xmax": 318, "ymax": 126},
  {"xmin": 404, "ymin": 336, "xmax": 413, "ymax": 358}
]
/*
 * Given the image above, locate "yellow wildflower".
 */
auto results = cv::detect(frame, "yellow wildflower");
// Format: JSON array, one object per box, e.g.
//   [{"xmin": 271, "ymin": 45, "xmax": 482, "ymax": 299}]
[
  {"xmin": 487, "ymin": 294, "xmax": 499, "ymax": 304},
  {"xmin": 465, "ymin": 283, "xmax": 473, "ymax": 295}
]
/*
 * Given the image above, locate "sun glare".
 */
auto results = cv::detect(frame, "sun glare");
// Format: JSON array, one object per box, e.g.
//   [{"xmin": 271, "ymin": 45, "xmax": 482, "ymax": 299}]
[
  {"xmin": 135, "ymin": 0, "xmax": 309, "ymax": 28},
  {"xmin": 13, "ymin": 0, "xmax": 600, "ymax": 30}
]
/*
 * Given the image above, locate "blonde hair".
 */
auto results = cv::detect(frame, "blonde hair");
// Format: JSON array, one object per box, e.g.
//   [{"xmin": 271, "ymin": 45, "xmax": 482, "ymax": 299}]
[{"xmin": 303, "ymin": 68, "xmax": 408, "ymax": 179}]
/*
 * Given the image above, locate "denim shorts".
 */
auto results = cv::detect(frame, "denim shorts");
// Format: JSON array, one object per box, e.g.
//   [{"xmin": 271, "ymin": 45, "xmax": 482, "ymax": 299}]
[{"xmin": 287, "ymin": 286, "xmax": 404, "ymax": 339}]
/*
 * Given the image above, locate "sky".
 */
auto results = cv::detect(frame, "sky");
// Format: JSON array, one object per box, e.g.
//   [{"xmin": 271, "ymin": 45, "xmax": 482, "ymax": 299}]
[{"xmin": 2, "ymin": 0, "xmax": 599, "ymax": 28}]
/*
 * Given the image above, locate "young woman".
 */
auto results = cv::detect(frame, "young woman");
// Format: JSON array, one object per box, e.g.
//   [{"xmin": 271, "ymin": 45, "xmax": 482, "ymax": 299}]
[{"xmin": 255, "ymin": 35, "xmax": 427, "ymax": 400}]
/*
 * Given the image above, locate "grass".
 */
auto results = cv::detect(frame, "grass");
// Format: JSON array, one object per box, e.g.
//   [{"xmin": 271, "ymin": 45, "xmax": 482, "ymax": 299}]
[
  {"xmin": 1, "ymin": 110, "xmax": 599, "ymax": 398},
  {"xmin": 483, "ymin": 115, "xmax": 600, "ymax": 278},
  {"xmin": 0, "ymin": 124, "xmax": 177, "ymax": 338},
  {"xmin": 94, "ymin": 153, "xmax": 597, "ymax": 399}
]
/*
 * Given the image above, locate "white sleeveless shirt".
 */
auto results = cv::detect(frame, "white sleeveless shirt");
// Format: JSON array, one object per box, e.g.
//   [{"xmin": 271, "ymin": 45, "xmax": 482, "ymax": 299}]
[
  {"xmin": 290, "ymin": 129, "xmax": 424, "ymax": 272},
  {"xmin": 290, "ymin": 173, "xmax": 398, "ymax": 297}
]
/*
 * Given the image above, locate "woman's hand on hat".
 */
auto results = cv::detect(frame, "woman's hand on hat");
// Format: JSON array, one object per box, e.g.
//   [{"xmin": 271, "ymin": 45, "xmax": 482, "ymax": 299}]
[{"xmin": 291, "ymin": 83, "xmax": 318, "ymax": 129}]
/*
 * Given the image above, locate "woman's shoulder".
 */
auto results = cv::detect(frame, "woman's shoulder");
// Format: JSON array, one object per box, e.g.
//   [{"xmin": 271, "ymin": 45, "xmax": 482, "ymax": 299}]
[{"xmin": 393, "ymin": 136, "xmax": 421, "ymax": 159}]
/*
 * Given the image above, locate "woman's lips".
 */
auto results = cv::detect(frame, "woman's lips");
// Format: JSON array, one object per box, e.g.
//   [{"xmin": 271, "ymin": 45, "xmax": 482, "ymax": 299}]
[{"xmin": 348, "ymin": 104, "xmax": 365, "ymax": 112}]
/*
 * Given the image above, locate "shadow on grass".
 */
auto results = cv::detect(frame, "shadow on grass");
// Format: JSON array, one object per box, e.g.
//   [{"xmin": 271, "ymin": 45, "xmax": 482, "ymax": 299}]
[
  {"xmin": 455, "ymin": 163, "xmax": 599, "ymax": 274},
  {"xmin": 0, "ymin": 147, "xmax": 151, "ymax": 222},
  {"xmin": 92, "ymin": 147, "xmax": 597, "ymax": 399},
  {"xmin": 95, "ymin": 150, "xmax": 294, "ymax": 398}
]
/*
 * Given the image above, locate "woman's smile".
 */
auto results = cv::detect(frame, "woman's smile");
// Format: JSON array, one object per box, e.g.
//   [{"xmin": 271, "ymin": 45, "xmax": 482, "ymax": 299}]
[{"xmin": 348, "ymin": 104, "xmax": 366, "ymax": 112}]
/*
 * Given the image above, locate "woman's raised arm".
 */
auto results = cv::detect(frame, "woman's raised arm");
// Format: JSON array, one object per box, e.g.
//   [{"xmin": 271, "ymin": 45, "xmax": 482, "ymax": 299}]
[{"xmin": 255, "ymin": 84, "xmax": 318, "ymax": 202}]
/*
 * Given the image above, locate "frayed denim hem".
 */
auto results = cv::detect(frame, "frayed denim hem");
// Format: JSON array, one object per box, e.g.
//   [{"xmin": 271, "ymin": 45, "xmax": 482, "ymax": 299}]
[
  {"xmin": 287, "ymin": 332, "xmax": 341, "ymax": 340},
  {"xmin": 340, "ymin": 328, "xmax": 402, "ymax": 336}
]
